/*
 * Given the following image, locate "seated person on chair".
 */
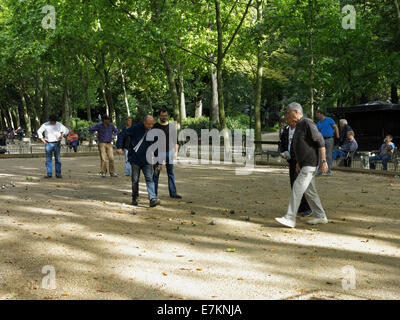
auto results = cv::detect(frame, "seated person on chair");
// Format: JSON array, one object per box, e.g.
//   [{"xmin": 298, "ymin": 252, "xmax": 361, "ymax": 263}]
[
  {"xmin": 332, "ymin": 131, "xmax": 358, "ymax": 160},
  {"xmin": 369, "ymin": 135, "xmax": 395, "ymax": 171}
]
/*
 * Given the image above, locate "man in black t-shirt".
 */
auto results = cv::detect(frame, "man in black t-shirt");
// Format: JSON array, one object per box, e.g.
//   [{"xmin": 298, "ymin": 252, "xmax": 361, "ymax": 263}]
[
  {"xmin": 275, "ymin": 102, "xmax": 329, "ymax": 228},
  {"xmin": 152, "ymin": 109, "xmax": 182, "ymax": 199}
]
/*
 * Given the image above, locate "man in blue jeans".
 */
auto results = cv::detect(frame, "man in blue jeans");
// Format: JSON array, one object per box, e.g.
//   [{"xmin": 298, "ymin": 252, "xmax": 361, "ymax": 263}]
[
  {"xmin": 369, "ymin": 135, "xmax": 395, "ymax": 171},
  {"xmin": 37, "ymin": 115, "xmax": 69, "ymax": 179},
  {"xmin": 152, "ymin": 109, "xmax": 182, "ymax": 199},
  {"xmin": 117, "ymin": 115, "xmax": 160, "ymax": 208},
  {"xmin": 332, "ymin": 131, "xmax": 358, "ymax": 160}
]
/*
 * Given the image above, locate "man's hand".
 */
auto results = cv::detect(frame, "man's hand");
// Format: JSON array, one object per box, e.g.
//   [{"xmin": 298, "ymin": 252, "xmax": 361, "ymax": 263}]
[
  {"xmin": 158, "ymin": 165, "xmax": 163, "ymax": 171},
  {"xmin": 40, "ymin": 138, "xmax": 47, "ymax": 145},
  {"xmin": 296, "ymin": 163, "xmax": 300, "ymax": 173},
  {"xmin": 320, "ymin": 161, "xmax": 329, "ymax": 174},
  {"xmin": 116, "ymin": 149, "xmax": 123, "ymax": 155}
]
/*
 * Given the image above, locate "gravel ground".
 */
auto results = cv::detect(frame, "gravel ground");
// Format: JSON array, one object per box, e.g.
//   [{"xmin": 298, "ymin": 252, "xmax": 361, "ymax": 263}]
[{"xmin": 0, "ymin": 155, "xmax": 399, "ymax": 300}]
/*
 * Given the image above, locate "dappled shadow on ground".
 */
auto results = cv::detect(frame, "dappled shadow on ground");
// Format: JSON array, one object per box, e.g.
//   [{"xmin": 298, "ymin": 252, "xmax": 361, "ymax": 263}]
[{"xmin": 0, "ymin": 156, "xmax": 399, "ymax": 300}]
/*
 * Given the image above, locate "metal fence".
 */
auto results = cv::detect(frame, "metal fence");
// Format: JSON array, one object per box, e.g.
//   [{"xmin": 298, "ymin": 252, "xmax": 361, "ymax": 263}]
[{"xmin": 2, "ymin": 143, "xmax": 98, "ymax": 155}]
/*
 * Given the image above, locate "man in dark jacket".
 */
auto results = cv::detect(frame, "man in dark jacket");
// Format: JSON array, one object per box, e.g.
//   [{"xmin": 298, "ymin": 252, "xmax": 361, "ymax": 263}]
[
  {"xmin": 280, "ymin": 114, "xmax": 312, "ymax": 217},
  {"xmin": 117, "ymin": 115, "xmax": 160, "ymax": 207},
  {"xmin": 275, "ymin": 102, "xmax": 329, "ymax": 228},
  {"xmin": 338, "ymin": 119, "xmax": 353, "ymax": 147}
]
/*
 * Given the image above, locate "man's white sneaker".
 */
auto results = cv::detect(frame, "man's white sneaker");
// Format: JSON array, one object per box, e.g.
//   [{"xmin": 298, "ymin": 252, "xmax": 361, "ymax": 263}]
[
  {"xmin": 275, "ymin": 217, "xmax": 296, "ymax": 228},
  {"xmin": 306, "ymin": 217, "xmax": 328, "ymax": 225}
]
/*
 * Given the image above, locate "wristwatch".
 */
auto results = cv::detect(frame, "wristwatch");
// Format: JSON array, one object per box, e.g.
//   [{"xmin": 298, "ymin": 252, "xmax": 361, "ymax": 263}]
[{"xmin": 321, "ymin": 160, "xmax": 327, "ymax": 163}]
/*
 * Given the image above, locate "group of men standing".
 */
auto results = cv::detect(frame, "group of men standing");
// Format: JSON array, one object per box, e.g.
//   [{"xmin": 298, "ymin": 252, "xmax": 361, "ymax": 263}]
[{"xmin": 36, "ymin": 110, "xmax": 181, "ymax": 208}]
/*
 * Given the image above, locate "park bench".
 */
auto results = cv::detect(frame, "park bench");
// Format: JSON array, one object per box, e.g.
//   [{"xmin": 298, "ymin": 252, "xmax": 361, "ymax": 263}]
[
  {"xmin": 372, "ymin": 147, "xmax": 399, "ymax": 171},
  {"xmin": 254, "ymin": 140, "xmax": 281, "ymax": 161}
]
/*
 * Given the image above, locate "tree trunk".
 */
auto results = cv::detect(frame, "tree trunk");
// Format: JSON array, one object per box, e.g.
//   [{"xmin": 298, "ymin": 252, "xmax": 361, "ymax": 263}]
[
  {"xmin": 195, "ymin": 89, "xmax": 204, "ymax": 118},
  {"xmin": 215, "ymin": 0, "xmax": 227, "ymax": 131},
  {"xmin": 83, "ymin": 59, "xmax": 92, "ymax": 123},
  {"xmin": 394, "ymin": 0, "xmax": 400, "ymax": 34},
  {"xmin": 103, "ymin": 68, "xmax": 116, "ymax": 124},
  {"xmin": 160, "ymin": 43, "xmax": 181, "ymax": 129},
  {"xmin": 25, "ymin": 91, "xmax": 40, "ymax": 131},
  {"xmin": 42, "ymin": 77, "xmax": 50, "ymax": 122},
  {"xmin": 210, "ymin": 61, "xmax": 219, "ymax": 124},
  {"xmin": 309, "ymin": 0, "xmax": 315, "ymax": 120},
  {"xmin": 178, "ymin": 64, "xmax": 187, "ymax": 120},
  {"xmin": 102, "ymin": 87, "xmax": 110, "ymax": 116},
  {"xmin": 20, "ymin": 90, "xmax": 31, "ymax": 137},
  {"xmin": 62, "ymin": 83, "xmax": 71, "ymax": 128},
  {"xmin": 254, "ymin": 0, "xmax": 263, "ymax": 150},
  {"xmin": 119, "ymin": 59, "xmax": 131, "ymax": 117},
  {"xmin": 8, "ymin": 107, "xmax": 15, "ymax": 129},
  {"xmin": 0, "ymin": 100, "xmax": 6, "ymax": 128}
]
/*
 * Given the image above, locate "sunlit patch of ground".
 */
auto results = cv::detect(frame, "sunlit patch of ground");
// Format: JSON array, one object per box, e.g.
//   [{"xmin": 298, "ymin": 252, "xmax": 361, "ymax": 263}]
[{"xmin": 0, "ymin": 156, "xmax": 399, "ymax": 300}]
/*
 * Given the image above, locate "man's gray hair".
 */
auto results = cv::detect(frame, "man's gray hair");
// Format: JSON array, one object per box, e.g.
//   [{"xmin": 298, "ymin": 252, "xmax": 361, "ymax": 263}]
[
  {"xmin": 340, "ymin": 119, "xmax": 348, "ymax": 125},
  {"xmin": 347, "ymin": 130, "xmax": 355, "ymax": 136},
  {"xmin": 287, "ymin": 102, "xmax": 303, "ymax": 115}
]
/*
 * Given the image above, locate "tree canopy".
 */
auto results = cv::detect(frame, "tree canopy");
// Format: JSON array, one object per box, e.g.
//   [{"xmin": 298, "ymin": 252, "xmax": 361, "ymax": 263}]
[{"xmin": 0, "ymin": 0, "xmax": 399, "ymax": 137}]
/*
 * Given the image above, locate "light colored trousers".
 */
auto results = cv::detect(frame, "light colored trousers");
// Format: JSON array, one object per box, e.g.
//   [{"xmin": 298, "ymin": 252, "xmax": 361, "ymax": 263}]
[
  {"xmin": 98, "ymin": 142, "xmax": 115, "ymax": 174},
  {"xmin": 286, "ymin": 166, "xmax": 327, "ymax": 221}
]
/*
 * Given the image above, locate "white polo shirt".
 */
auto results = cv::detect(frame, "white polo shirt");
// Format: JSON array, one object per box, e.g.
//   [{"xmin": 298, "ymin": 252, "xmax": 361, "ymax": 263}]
[{"xmin": 37, "ymin": 122, "xmax": 69, "ymax": 142}]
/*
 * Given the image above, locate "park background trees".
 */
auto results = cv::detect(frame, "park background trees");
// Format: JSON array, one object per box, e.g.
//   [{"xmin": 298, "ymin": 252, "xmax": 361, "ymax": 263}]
[{"xmin": 0, "ymin": 0, "xmax": 399, "ymax": 137}]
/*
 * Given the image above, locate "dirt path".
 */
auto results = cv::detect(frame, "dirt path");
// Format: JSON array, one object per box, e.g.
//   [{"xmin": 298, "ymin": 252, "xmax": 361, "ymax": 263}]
[{"xmin": 0, "ymin": 156, "xmax": 399, "ymax": 300}]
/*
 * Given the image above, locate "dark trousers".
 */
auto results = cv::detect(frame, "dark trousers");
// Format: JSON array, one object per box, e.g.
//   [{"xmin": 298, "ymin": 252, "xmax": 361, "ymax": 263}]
[
  {"xmin": 131, "ymin": 163, "xmax": 156, "ymax": 201},
  {"xmin": 153, "ymin": 163, "xmax": 178, "ymax": 197},
  {"xmin": 288, "ymin": 159, "xmax": 311, "ymax": 213}
]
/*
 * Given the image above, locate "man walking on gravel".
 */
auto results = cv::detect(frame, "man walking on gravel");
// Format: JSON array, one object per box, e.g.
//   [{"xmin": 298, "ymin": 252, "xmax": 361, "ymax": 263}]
[
  {"xmin": 275, "ymin": 102, "xmax": 329, "ymax": 228},
  {"xmin": 117, "ymin": 115, "xmax": 161, "ymax": 208},
  {"xmin": 37, "ymin": 115, "xmax": 69, "ymax": 179}
]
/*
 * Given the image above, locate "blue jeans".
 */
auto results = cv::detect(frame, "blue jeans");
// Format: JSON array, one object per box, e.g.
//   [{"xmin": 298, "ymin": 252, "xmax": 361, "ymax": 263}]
[
  {"xmin": 332, "ymin": 149, "xmax": 346, "ymax": 160},
  {"xmin": 153, "ymin": 163, "xmax": 178, "ymax": 197},
  {"xmin": 45, "ymin": 142, "xmax": 61, "ymax": 176},
  {"xmin": 369, "ymin": 155, "xmax": 392, "ymax": 171},
  {"xmin": 153, "ymin": 151, "xmax": 177, "ymax": 197},
  {"xmin": 124, "ymin": 149, "xmax": 131, "ymax": 175},
  {"xmin": 131, "ymin": 163, "xmax": 156, "ymax": 200}
]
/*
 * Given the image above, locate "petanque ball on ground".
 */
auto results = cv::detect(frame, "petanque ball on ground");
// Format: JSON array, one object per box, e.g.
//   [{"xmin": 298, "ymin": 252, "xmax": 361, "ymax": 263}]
[
  {"xmin": 191, "ymin": 210, "xmax": 196, "ymax": 215},
  {"xmin": 210, "ymin": 220, "xmax": 216, "ymax": 225},
  {"xmin": 245, "ymin": 216, "xmax": 250, "ymax": 221},
  {"xmin": 229, "ymin": 209, "xmax": 235, "ymax": 215},
  {"xmin": 1, "ymin": 184, "xmax": 5, "ymax": 189}
]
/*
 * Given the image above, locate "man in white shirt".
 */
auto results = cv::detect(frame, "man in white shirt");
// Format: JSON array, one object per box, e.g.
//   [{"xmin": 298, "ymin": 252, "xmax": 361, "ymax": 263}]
[{"xmin": 37, "ymin": 115, "xmax": 69, "ymax": 178}]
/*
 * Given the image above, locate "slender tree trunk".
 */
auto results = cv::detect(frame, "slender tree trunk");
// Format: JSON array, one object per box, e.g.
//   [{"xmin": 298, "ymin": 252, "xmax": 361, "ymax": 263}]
[
  {"xmin": 20, "ymin": 90, "xmax": 31, "ymax": 137},
  {"xmin": 160, "ymin": 43, "xmax": 181, "ymax": 129},
  {"xmin": 254, "ymin": 0, "xmax": 263, "ymax": 149},
  {"xmin": 102, "ymin": 87, "xmax": 110, "ymax": 116},
  {"xmin": 195, "ymin": 89, "xmax": 204, "ymax": 118},
  {"xmin": 394, "ymin": 0, "xmax": 400, "ymax": 34},
  {"xmin": 309, "ymin": 0, "xmax": 315, "ymax": 120},
  {"xmin": 83, "ymin": 59, "xmax": 92, "ymax": 123},
  {"xmin": 8, "ymin": 107, "xmax": 15, "ymax": 129},
  {"xmin": 178, "ymin": 64, "xmax": 187, "ymax": 120},
  {"xmin": 0, "ymin": 100, "xmax": 6, "ymax": 128},
  {"xmin": 103, "ymin": 68, "xmax": 116, "ymax": 124},
  {"xmin": 119, "ymin": 59, "xmax": 131, "ymax": 117},
  {"xmin": 25, "ymin": 91, "xmax": 40, "ymax": 131},
  {"xmin": 215, "ymin": 0, "xmax": 227, "ymax": 130},
  {"xmin": 210, "ymin": 61, "xmax": 219, "ymax": 124},
  {"xmin": 42, "ymin": 77, "xmax": 50, "ymax": 122},
  {"xmin": 62, "ymin": 83, "xmax": 71, "ymax": 128}
]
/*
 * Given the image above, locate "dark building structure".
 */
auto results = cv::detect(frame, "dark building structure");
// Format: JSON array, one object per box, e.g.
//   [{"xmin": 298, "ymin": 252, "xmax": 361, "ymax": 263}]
[{"xmin": 327, "ymin": 102, "xmax": 400, "ymax": 151}]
